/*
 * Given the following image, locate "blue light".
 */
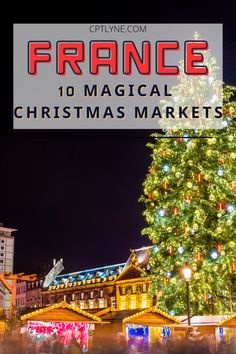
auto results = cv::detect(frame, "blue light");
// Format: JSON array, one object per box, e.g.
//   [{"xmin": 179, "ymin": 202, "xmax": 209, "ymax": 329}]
[
  {"xmin": 127, "ymin": 325, "xmax": 149, "ymax": 338},
  {"xmin": 221, "ymin": 120, "xmax": 228, "ymax": 127},
  {"xmin": 178, "ymin": 246, "xmax": 184, "ymax": 254},
  {"xmin": 153, "ymin": 245, "xmax": 159, "ymax": 253},
  {"xmin": 227, "ymin": 204, "xmax": 235, "ymax": 213},
  {"xmin": 217, "ymin": 168, "xmax": 224, "ymax": 176},
  {"xmin": 210, "ymin": 250, "xmax": 218, "ymax": 260},
  {"xmin": 170, "ymin": 310, "xmax": 175, "ymax": 316},
  {"xmin": 162, "ymin": 164, "xmax": 170, "ymax": 172},
  {"xmin": 219, "ymin": 327, "xmax": 224, "ymax": 338},
  {"xmin": 166, "ymin": 271, "xmax": 171, "ymax": 278},
  {"xmin": 158, "ymin": 209, "xmax": 165, "ymax": 217},
  {"xmin": 183, "ymin": 134, "xmax": 189, "ymax": 142},
  {"xmin": 162, "ymin": 327, "xmax": 171, "ymax": 338}
]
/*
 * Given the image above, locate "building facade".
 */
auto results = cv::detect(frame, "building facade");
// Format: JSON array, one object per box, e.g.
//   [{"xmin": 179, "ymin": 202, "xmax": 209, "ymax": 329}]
[
  {"xmin": 0, "ymin": 225, "xmax": 17, "ymax": 310},
  {"xmin": 16, "ymin": 278, "xmax": 44, "ymax": 310},
  {"xmin": 16, "ymin": 280, "xmax": 27, "ymax": 309},
  {"xmin": 42, "ymin": 247, "xmax": 153, "ymax": 312}
]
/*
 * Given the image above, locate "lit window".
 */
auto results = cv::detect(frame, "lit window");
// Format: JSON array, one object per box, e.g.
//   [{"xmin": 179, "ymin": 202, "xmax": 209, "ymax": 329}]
[
  {"xmin": 143, "ymin": 284, "xmax": 147, "ymax": 292},
  {"xmin": 120, "ymin": 298, "xmax": 126, "ymax": 310},
  {"xmin": 90, "ymin": 291, "xmax": 94, "ymax": 299},
  {"xmin": 121, "ymin": 287, "xmax": 126, "ymax": 295},
  {"xmin": 80, "ymin": 293, "xmax": 84, "ymax": 300},
  {"xmin": 132, "ymin": 285, "xmax": 136, "ymax": 294},
  {"xmin": 141, "ymin": 294, "xmax": 147, "ymax": 309},
  {"xmin": 89, "ymin": 300, "xmax": 94, "ymax": 309},
  {"xmin": 111, "ymin": 297, "xmax": 116, "ymax": 307},
  {"xmin": 130, "ymin": 298, "xmax": 136, "ymax": 309},
  {"xmin": 80, "ymin": 301, "xmax": 85, "ymax": 309},
  {"xmin": 99, "ymin": 299, "xmax": 104, "ymax": 308},
  {"xmin": 100, "ymin": 290, "xmax": 104, "ymax": 298}
]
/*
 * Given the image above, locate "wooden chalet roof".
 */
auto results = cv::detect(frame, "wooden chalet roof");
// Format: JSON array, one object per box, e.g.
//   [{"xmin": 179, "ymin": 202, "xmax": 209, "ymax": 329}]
[
  {"xmin": 179, "ymin": 315, "xmax": 228, "ymax": 327},
  {"xmin": 123, "ymin": 307, "xmax": 181, "ymax": 327},
  {"xmin": 94, "ymin": 307, "xmax": 141, "ymax": 321},
  {"xmin": 218, "ymin": 314, "xmax": 236, "ymax": 327},
  {"xmin": 21, "ymin": 302, "xmax": 103, "ymax": 324}
]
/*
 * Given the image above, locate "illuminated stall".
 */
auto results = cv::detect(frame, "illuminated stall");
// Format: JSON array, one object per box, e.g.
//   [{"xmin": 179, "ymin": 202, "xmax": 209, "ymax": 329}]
[
  {"xmin": 217, "ymin": 314, "xmax": 236, "ymax": 345},
  {"xmin": 123, "ymin": 307, "xmax": 183, "ymax": 352},
  {"xmin": 21, "ymin": 301, "xmax": 107, "ymax": 350}
]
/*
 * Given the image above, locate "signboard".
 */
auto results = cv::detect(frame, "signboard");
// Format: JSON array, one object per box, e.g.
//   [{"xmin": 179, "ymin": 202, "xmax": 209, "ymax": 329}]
[{"xmin": 14, "ymin": 24, "xmax": 223, "ymax": 129}]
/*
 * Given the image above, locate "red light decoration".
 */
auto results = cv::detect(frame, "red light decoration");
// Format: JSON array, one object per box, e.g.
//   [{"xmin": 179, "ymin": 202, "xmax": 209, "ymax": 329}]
[
  {"xmin": 215, "ymin": 243, "xmax": 222, "ymax": 252},
  {"xmin": 172, "ymin": 207, "xmax": 179, "ymax": 215},
  {"xmin": 27, "ymin": 321, "xmax": 92, "ymax": 347},
  {"xmin": 216, "ymin": 202, "xmax": 227, "ymax": 210}
]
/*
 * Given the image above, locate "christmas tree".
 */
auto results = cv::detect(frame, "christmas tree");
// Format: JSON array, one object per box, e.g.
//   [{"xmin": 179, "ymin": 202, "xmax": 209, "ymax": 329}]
[{"xmin": 140, "ymin": 84, "xmax": 236, "ymax": 315}]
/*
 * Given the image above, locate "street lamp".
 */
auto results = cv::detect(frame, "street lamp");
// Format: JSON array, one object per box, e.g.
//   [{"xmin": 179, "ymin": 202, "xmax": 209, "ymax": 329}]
[{"xmin": 182, "ymin": 262, "xmax": 192, "ymax": 326}]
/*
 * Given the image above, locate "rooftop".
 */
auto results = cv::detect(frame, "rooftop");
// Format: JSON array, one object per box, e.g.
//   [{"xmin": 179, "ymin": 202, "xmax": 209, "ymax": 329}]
[
  {"xmin": 49, "ymin": 246, "xmax": 152, "ymax": 288},
  {"xmin": 0, "ymin": 226, "xmax": 17, "ymax": 233}
]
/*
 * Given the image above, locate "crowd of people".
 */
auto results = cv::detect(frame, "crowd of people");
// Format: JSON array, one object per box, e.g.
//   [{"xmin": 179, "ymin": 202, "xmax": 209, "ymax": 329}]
[{"xmin": 0, "ymin": 335, "xmax": 236, "ymax": 353}]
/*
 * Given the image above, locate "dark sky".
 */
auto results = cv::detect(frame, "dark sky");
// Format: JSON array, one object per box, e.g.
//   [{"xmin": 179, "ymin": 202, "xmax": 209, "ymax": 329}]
[{"xmin": 1, "ymin": 1, "xmax": 236, "ymax": 275}]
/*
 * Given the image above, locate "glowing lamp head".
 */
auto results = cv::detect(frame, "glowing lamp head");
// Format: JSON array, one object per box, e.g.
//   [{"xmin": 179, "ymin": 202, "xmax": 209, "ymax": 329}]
[
  {"xmin": 182, "ymin": 263, "xmax": 192, "ymax": 281},
  {"xmin": 217, "ymin": 168, "xmax": 224, "ymax": 176}
]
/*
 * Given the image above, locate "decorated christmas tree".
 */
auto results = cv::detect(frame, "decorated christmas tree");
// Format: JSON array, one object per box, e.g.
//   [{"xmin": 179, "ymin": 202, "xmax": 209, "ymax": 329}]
[{"xmin": 140, "ymin": 83, "xmax": 236, "ymax": 315}]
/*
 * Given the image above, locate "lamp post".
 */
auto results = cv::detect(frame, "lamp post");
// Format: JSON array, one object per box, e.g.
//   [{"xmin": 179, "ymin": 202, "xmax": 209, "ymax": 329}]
[{"xmin": 182, "ymin": 262, "xmax": 192, "ymax": 326}]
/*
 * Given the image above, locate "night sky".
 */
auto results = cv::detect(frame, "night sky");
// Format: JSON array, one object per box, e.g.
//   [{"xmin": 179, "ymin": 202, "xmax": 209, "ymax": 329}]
[{"xmin": 1, "ymin": 1, "xmax": 236, "ymax": 275}]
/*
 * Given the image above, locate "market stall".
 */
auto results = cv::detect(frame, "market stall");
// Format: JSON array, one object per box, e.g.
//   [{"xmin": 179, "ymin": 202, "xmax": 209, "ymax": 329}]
[
  {"xmin": 21, "ymin": 301, "xmax": 107, "ymax": 351},
  {"xmin": 123, "ymin": 307, "xmax": 184, "ymax": 352},
  {"xmin": 217, "ymin": 314, "xmax": 236, "ymax": 345}
]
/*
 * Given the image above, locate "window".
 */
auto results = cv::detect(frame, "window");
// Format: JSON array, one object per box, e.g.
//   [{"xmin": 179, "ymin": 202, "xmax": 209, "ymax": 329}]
[
  {"xmin": 132, "ymin": 285, "xmax": 136, "ymax": 294},
  {"xmin": 0, "ymin": 247, "xmax": 4, "ymax": 250},
  {"xmin": 89, "ymin": 300, "xmax": 94, "ymax": 309},
  {"xmin": 90, "ymin": 291, "xmax": 94, "ymax": 299},
  {"xmin": 130, "ymin": 298, "xmax": 136, "ymax": 309},
  {"xmin": 111, "ymin": 297, "xmax": 116, "ymax": 307},
  {"xmin": 80, "ymin": 292, "xmax": 84, "ymax": 300},
  {"xmin": 72, "ymin": 294, "xmax": 75, "ymax": 301},
  {"xmin": 99, "ymin": 299, "xmax": 104, "ymax": 308},
  {"xmin": 120, "ymin": 298, "xmax": 126, "ymax": 310},
  {"xmin": 0, "ymin": 253, "xmax": 4, "ymax": 257},
  {"xmin": 80, "ymin": 301, "xmax": 85, "ymax": 309},
  {"xmin": 143, "ymin": 284, "xmax": 147, "ymax": 292},
  {"xmin": 100, "ymin": 290, "xmax": 104, "ymax": 298},
  {"xmin": 1, "ymin": 240, "xmax": 5, "ymax": 244},
  {"xmin": 121, "ymin": 287, "xmax": 126, "ymax": 295},
  {"xmin": 141, "ymin": 294, "xmax": 147, "ymax": 309},
  {"xmin": 0, "ymin": 260, "xmax": 3, "ymax": 264}
]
